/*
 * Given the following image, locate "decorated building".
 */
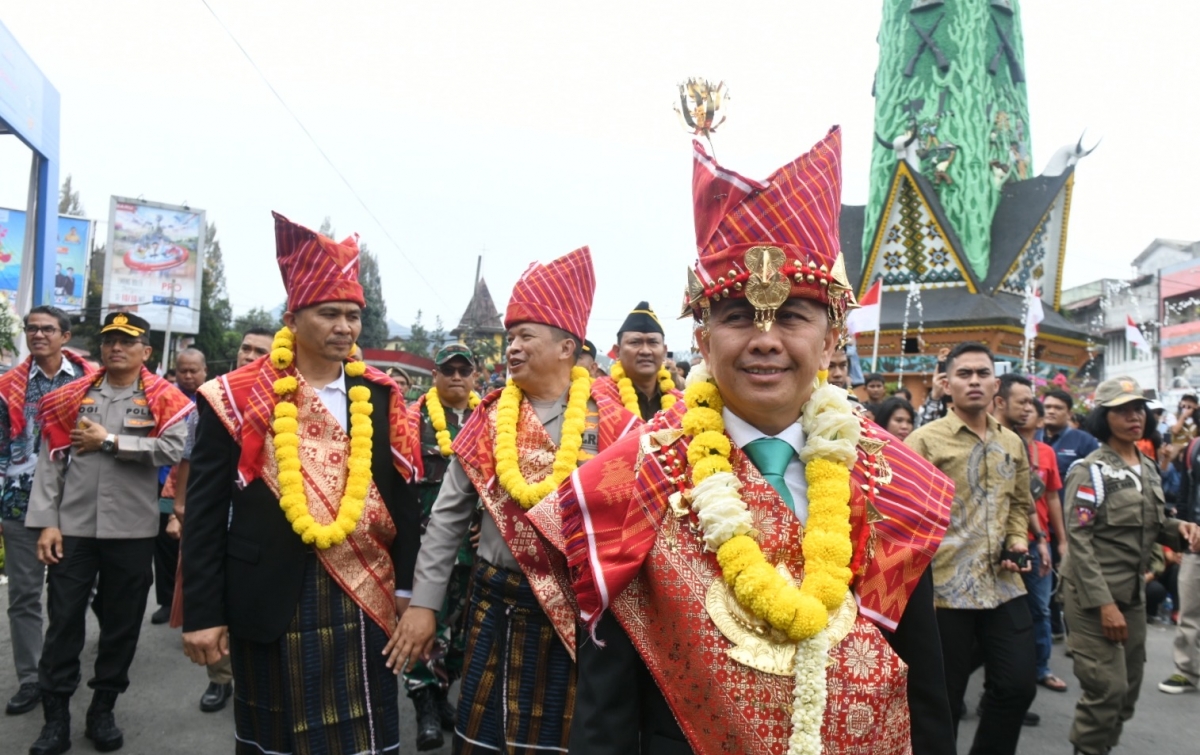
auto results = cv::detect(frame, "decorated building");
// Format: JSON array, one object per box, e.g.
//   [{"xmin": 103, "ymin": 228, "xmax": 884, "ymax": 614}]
[{"xmin": 843, "ymin": 0, "xmax": 1093, "ymax": 392}]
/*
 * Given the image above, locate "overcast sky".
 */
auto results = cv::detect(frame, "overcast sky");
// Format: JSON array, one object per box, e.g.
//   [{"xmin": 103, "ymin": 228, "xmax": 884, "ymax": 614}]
[{"xmin": 2, "ymin": 1, "xmax": 1198, "ymax": 350}]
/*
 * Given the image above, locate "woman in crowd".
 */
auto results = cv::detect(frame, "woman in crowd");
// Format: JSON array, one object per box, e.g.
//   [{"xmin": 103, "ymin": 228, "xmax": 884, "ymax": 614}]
[
  {"xmin": 1060, "ymin": 377, "xmax": 1200, "ymax": 755},
  {"xmin": 874, "ymin": 396, "xmax": 916, "ymax": 441}
]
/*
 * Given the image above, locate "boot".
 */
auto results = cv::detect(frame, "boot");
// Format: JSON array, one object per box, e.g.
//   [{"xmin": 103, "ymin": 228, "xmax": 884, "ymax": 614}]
[
  {"xmin": 84, "ymin": 691, "xmax": 123, "ymax": 752},
  {"xmin": 29, "ymin": 692, "xmax": 71, "ymax": 755},
  {"xmin": 436, "ymin": 687, "xmax": 456, "ymax": 731},
  {"xmin": 411, "ymin": 687, "xmax": 444, "ymax": 751}
]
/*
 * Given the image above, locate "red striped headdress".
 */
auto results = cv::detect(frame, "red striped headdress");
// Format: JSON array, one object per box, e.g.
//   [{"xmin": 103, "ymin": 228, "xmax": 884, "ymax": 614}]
[
  {"xmin": 684, "ymin": 127, "xmax": 855, "ymax": 329},
  {"xmin": 504, "ymin": 246, "xmax": 595, "ymax": 341},
  {"xmin": 274, "ymin": 212, "xmax": 365, "ymax": 311}
]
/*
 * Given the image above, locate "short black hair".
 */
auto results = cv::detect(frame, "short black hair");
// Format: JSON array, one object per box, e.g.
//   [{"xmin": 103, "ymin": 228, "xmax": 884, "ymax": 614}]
[
  {"xmin": 243, "ymin": 326, "xmax": 273, "ymax": 339},
  {"xmin": 165, "ymin": 368, "xmax": 177, "ymax": 378},
  {"xmin": 1083, "ymin": 403, "xmax": 1149, "ymax": 444},
  {"xmin": 1032, "ymin": 399, "xmax": 1045, "ymax": 418},
  {"xmin": 677, "ymin": 361, "xmax": 691, "ymax": 378},
  {"xmin": 874, "ymin": 397, "xmax": 915, "ymax": 433},
  {"xmin": 25, "ymin": 305, "xmax": 71, "ymax": 334},
  {"xmin": 946, "ymin": 341, "xmax": 994, "ymax": 371},
  {"xmin": 548, "ymin": 325, "xmax": 583, "ymax": 360},
  {"xmin": 864, "ymin": 373, "xmax": 885, "ymax": 385},
  {"xmin": 997, "ymin": 373, "xmax": 1033, "ymax": 400},
  {"xmin": 1182, "ymin": 394, "xmax": 1199, "ymax": 405},
  {"xmin": 891, "ymin": 387, "xmax": 912, "ymax": 401},
  {"xmin": 1042, "ymin": 389, "xmax": 1074, "ymax": 411}
]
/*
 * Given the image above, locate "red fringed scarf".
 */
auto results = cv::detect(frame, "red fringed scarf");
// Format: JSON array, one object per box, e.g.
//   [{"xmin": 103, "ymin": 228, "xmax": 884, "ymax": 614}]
[
  {"xmin": 208, "ymin": 355, "xmax": 417, "ymax": 486},
  {"xmin": 37, "ymin": 366, "xmax": 194, "ymax": 459},
  {"xmin": 0, "ymin": 352, "xmax": 97, "ymax": 438}
]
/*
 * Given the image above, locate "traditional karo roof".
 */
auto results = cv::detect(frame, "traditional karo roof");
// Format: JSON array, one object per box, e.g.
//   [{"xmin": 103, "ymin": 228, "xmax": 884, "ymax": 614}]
[
  {"xmin": 452, "ymin": 278, "xmax": 504, "ymax": 336},
  {"xmin": 983, "ymin": 168, "xmax": 1074, "ymax": 292}
]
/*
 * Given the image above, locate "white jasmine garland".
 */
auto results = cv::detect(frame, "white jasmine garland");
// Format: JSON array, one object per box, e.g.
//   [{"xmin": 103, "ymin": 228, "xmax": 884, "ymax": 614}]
[
  {"xmin": 689, "ymin": 471, "xmax": 752, "ymax": 552},
  {"xmin": 788, "ymin": 631, "xmax": 831, "ymax": 755}
]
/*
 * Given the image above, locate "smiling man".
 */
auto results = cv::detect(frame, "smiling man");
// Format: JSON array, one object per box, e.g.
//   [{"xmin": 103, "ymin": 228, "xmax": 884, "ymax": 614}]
[
  {"xmin": 594, "ymin": 302, "xmax": 681, "ymax": 421},
  {"xmin": 181, "ymin": 213, "xmax": 422, "ymax": 755},
  {"xmin": 554, "ymin": 128, "xmax": 956, "ymax": 755},
  {"xmin": 387, "ymin": 247, "xmax": 640, "ymax": 753}
]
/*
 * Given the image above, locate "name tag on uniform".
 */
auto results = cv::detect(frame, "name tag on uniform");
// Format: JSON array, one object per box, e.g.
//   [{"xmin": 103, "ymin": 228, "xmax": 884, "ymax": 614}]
[{"xmin": 124, "ymin": 403, "xmax": 155, "ymax": 429}]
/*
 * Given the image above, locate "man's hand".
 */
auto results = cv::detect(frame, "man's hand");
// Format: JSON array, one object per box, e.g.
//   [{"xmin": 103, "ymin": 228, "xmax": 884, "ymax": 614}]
[
  {"xmin": 1036, "ymin": 541, "xmax": 1052, "ymax": 577},
  {"xmin": 37, "ymin": 527, "xmax": 64, "ymax": 565},
  {"xmin": 166, "ymin": 515, "xmax": 181, "ymax": 539},
  {"xmin": 1180, "ymin": 521, "xmax": 1200, "ymax": 552},
  {"xmin": 70, "ymin": 418, "xmax": 109, "ymax": 454},
  {"xmin": 383, "ymin": 607, "xmax": 437, "ymax": 675},
  {"xmin": 182, "ymin": 626, "xmax": 229, "ymax": 666},
  {"xmin": 1000, "ymin": 541, "xmax": 1032, "ymax": 573},
  {"xmin": 1099, "ymin": 603, "xmax": 1128, "ymax": 643},
  {"xmin": 394, "ymin": 595, "xmax": 411, "ymax": 619}
]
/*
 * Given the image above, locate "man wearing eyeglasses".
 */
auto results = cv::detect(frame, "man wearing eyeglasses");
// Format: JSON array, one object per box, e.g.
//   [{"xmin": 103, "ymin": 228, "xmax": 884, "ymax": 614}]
[
  {"xmin": 401, "ymin": 343, "xmax": 480, "ymax": 750},
  {"xmin": 24, "ymin": 312, "xmax": 192, "ymax": 755},
  {"xmin": 0, "ymin": 307, "xmax": 95, "ymax": 718}
]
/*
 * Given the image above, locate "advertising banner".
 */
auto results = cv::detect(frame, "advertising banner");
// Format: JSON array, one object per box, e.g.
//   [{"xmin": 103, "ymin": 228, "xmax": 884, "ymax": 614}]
[
  {"xmin": 104, "ymin": 197, "xmax": 205, "ymax": 334},
  {"xmin": 0, "ymin": 208, "xmax": 91, "ymax": 312}
]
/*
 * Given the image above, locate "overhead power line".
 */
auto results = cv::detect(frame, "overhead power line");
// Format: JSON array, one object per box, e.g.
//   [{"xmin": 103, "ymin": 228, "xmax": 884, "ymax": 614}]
[{"xmin": 197, "ymin": 0, "xmax": 446, "ymax": 307}]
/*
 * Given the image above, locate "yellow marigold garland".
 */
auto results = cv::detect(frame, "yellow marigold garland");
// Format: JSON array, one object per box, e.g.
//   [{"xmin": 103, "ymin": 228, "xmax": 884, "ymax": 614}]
[
  {"xmin": 610, "ymin": 361, "xmax": 678, "ymax": 415},
  {"xmin": 683, "ymin": 366, "xmax": 856, "ymax": 643},
  {"xmin": 425, "ymin": 387, "xmax": 482, "ymax": 457},
  {"xmin": 270, "ymin": 326, "xmax": 372, "ymax": 550},
  {"xmin": 494, "ymin": 365, "xmax": 591, "ymax": 509}
]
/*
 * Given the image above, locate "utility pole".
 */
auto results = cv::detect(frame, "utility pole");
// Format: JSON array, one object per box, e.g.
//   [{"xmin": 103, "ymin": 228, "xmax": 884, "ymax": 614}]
[{"xmin": 162, "ymin": 278, "xmax": 176, "ymax": 374}]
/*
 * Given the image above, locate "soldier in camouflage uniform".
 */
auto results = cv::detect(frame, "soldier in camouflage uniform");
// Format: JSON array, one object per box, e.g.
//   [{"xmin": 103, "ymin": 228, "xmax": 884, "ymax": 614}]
[
  {"xmin": 404, "ymin": 344, "xmax": 481, "ymax": 751},
  {"xmin": 1061, "ymin": 377, "xmax": 1200, "ymax": 755}
]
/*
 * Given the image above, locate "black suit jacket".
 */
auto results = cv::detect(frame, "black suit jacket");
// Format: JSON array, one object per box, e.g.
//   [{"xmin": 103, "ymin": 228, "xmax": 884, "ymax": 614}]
[
  {"xmin": 181, "ymin": 376, "xmax": 420, "ymax": 643},
  {"xmin": 570, "ymin": 569, "xmax": 955, "ymax": 755}
]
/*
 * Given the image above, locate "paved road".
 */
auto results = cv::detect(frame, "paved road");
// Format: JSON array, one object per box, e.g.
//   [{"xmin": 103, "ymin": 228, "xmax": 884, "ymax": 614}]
[{"xmin": 1, "ymin": 582, "xmax": 1195, "ymax": 753}]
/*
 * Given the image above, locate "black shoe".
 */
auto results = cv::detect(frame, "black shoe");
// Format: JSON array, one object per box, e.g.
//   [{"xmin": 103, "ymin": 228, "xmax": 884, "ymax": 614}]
[
  {"xmin": 412, "ymin": 688, "xmax": 444, "ymax": 751},
  {"xmin": 84, "ymin": 691, "xmax": 123, "ymax": 752},
  {"xmin": 7, "ymin": 682, "xmax": 41, "ymax": 715},
  {"xmin": 199, "ymin": 682, "xmax": 232, "ymax": 713},
  {"xmin": 1022, "ymin": 710, "xmax": 1040, "ymax": 727},
  {"xmin": 437, "ymin": 692, "xmax": 455, "ymax": 731},
  {"xmin": 29, "ymin": 693, "xmax": 71, "ymax": 755},
  {"xmin": 149, "ymin": 606, "xmax": 170, "ymax": 625}
]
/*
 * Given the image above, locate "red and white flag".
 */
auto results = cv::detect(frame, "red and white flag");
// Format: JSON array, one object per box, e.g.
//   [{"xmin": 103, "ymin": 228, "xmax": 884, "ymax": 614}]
[
  {"xmin": 1024, "ymin": 290, "xmax": 1044, "ymax": 340},
  {"xmin": 846, "ymin": 279, "xmax": 882, "ymax": 336},
  {"xmin": 1126, "ymin": 316, "xmax": 1151, "ymax": 354}
]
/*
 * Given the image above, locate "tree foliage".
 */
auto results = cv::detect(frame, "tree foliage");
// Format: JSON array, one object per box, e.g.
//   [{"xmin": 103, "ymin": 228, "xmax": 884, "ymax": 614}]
[
  {"xmin": 233, "ymin": 307, "xmax": 281, "ymax": 334},
  {"xmin": 358, "ymin": 243, "xmax": 388, "ymax": 349},
  {"xmin": 191, "ymin": 222, "xmax": 235, "ymax": 374},
  {"xmin": 405, "ymin": 310, "xmax": 432, "ymax": 358},
  {"xmin": 58, "ymin": 175, "xmax": 85, "ymax": 215}
]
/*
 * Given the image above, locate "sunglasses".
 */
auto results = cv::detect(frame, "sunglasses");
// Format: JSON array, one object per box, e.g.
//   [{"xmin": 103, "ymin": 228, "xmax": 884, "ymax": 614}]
[{"xmin": 439, "ymin": 363, "xmax": 474, "ymax": 378}]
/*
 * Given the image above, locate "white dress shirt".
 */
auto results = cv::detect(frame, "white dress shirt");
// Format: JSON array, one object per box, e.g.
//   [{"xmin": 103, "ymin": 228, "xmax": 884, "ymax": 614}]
[
  {"xmin": 722, "ymin": 408, "xmax": 809, "ymax": 524},
  {"xmin": 314, "ymin": 369, "xmax": 348, "ymax": 431}
]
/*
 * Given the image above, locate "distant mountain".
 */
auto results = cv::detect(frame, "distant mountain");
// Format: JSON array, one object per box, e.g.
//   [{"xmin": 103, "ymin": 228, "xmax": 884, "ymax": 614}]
[{"xmin": 388, "ymin": 319, "xmax": 411, "ymax": 339}]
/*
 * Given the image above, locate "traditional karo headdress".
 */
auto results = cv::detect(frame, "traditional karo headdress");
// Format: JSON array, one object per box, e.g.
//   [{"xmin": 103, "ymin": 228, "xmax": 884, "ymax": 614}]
[
  {"xmin": 617, "ymin": 301, "xmax": 664, "ymax": 338},
  {"xmin": 273, "ymin": 211, "xmax": 366, "ymax": 311},
  {"xmin": 504, "ymin": 246, "xmax": 595, "ymax": 341},
  {"xmin": 683, "ymin": 126, "xmax": 855, "ymax": 330}
]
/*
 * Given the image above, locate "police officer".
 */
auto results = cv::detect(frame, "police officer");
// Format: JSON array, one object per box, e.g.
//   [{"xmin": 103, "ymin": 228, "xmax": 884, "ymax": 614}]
[{"xmin": 1061, "ymin": 377, "xmax": 1200, "ymax": 755}]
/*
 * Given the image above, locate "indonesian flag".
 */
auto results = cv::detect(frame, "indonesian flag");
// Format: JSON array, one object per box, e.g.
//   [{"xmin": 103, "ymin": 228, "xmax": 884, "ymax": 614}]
[
  {"xmin": 1126, "ymin": 315, "xmax": 1151, "ymax": 354},
  {"xmin": 846, "ymin": 279, "xmax": 882, "ymax": 336},
  {"xmin": 1024, "ymin": 290, "xmax": 1044, "ymax": 339}
]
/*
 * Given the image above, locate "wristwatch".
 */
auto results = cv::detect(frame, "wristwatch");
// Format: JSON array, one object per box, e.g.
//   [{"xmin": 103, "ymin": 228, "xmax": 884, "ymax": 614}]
[{"xmin": 101, "ymin": 434, "xmax": 117, "ymax": 454}]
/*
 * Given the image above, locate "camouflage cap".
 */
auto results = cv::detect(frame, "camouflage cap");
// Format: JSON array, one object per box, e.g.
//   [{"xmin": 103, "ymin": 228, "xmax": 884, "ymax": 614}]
[
  {"xmin": 434, "ymin": 343, "xmax": 474, "ymax": 365},
  {"xmin": 1094, "ymin": 376, "xmax": 1146, "ymax": 408}
]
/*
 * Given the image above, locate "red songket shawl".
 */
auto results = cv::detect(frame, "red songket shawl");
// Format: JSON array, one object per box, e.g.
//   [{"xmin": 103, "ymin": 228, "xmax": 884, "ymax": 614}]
[{"xmin": 0, "ymin": 352, "xmax": 97, "ymax": 438}]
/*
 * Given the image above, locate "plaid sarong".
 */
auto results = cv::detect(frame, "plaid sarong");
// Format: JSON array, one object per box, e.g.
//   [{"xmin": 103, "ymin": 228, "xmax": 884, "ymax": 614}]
[
  {"xmin": 230, "ymin": 554, "xmax": 399, "ymax": 755},
  {"xmin": 455, "ymin": 560, "xmax": 575, "ymax": 754}
]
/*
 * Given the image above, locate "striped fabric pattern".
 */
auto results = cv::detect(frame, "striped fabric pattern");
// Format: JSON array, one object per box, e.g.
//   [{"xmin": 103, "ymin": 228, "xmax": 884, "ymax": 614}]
[
  {"xmin": 231, "ymin": 554, "xmax": 400, "ymax": 755},
  {"xmin": 689, "ymin": 127, "xmax": 843, "ymax": 305},
  {"xmin": 503, "ymin": 246, "xmax": 595, "ymax": 341},
  {"xmin": 274, "ymin": 211, "xmax": 366, "ymax": 311}
]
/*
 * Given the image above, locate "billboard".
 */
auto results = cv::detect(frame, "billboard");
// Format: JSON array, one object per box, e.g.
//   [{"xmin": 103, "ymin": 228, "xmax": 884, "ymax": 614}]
[
  {"xmin": 0, "ymin": 208, "xmax": 92, "ymax": 312},
  {"xmin": 104, "ymin": 197, "xmax": 206, "ymax": 334}
]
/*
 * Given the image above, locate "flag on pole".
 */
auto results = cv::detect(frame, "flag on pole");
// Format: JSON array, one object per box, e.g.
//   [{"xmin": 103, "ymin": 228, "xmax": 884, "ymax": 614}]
[
  {"xmin": 1024, "ymin": 290, "xmax": 1044, "ymax": 339},
  {"xmin": 846, "ymin": 279, "xmax": 882, "ymax": 336},
  {"xmin": 1126, "ymin": 315, "xmax": 1151, "ymax": 354}
]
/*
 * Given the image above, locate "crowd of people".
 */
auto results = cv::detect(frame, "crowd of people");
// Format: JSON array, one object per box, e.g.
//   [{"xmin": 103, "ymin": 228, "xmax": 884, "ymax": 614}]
[{"xmin": 0, "ymin": 127, "xmax": 1198, "ymax": 755}]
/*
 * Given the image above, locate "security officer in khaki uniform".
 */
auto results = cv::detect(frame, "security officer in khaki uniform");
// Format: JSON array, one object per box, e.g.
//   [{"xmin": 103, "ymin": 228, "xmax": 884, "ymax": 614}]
[
  {"xmin": 25, "ymin": 312, "xmax": 192, "ymax": 755},
  {"xmin": 1061, "ymin": 377, "xmax": 1200, "ymax": 755}
]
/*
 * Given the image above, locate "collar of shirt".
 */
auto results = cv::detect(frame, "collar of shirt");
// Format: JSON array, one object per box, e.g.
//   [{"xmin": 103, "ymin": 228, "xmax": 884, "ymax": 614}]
[
  {"xmin": 31, "ymin": 358, "xmax": 76, "ymax": 381},
  {"xmin": 315, "ymin": 368, "xmax": 348, "ymax": 432},
  {"xmin": 722, "ymin": 408, "xmax": 809, "ymax": 523},
  {"xmin": 943, "ymin": 406, "xmax": 1000, "ymax": 441}
]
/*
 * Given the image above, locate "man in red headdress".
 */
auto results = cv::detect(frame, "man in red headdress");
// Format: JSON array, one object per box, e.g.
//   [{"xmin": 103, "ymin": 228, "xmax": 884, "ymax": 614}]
[
  {"xmin": 181, "ymin": 213, "xmax": 421, "ymax": 755},
  {"xmin": 552, "ymin": 129, "xmax": 958, "ymax": 755},
  {"xmin": 387, "ymin": 247, "xmax": 641, "ymax": 753}
]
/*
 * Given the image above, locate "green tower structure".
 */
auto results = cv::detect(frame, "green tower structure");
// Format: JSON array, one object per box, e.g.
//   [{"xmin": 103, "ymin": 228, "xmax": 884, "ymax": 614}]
[
  {"xmin": 841, "ymin": 0, "xmax": 1095, "ymax": 387},
  {"xmin": 866, "ymin": 0, "xmax": 1030, "ymax": 280}
]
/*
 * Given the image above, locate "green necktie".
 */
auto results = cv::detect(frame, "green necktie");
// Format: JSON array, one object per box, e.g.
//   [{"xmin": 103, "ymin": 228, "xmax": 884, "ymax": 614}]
[{"xmin": 742, "ymin": 437, "xmax": 796, "ymax": 511}]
